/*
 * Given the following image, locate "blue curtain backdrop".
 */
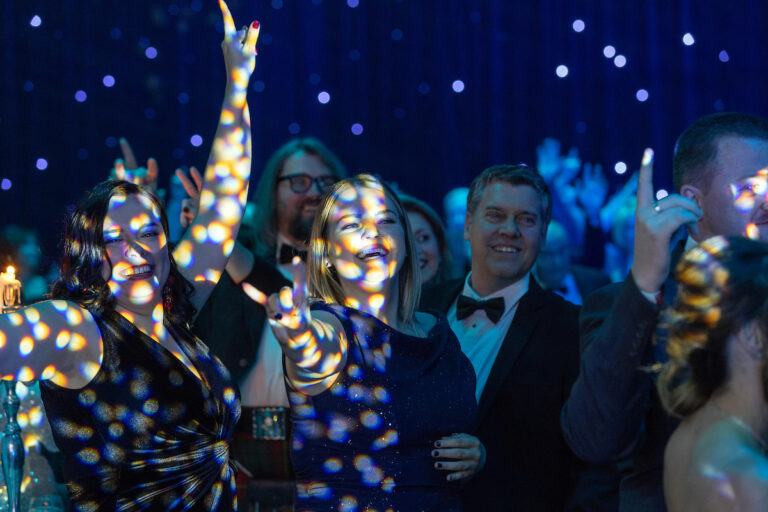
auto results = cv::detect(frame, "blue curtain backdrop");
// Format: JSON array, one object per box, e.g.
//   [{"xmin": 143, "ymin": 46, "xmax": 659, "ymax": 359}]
[{"xmin": 2, "ymin": 0, "xmax": 767, "ymax": 257}]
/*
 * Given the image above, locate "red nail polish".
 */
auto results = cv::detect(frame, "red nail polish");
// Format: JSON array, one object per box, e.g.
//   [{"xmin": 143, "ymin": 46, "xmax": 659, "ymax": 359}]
[{"xmin": 252, "ymin": 21, "xmax": 260, "ymax": 29}]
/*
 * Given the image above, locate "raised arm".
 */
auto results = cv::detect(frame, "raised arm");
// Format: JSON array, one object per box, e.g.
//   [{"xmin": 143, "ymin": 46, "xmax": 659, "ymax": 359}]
[
  {"xmin": 0, "ymin": 301, "xmax": 102, "ymax": 389},
  {"xmin": 173, "ymin": 0, "xmax": 259, "ymax": 313},
  {"xmin": 242, "ymin": 258, "xmax": 348, "ymax": 395}
]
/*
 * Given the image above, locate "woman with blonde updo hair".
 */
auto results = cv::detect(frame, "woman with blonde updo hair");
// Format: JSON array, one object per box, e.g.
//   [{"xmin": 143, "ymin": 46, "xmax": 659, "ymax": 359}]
[{"xmin": 657, "ymin": 235, "xmax": 768, "ymax": 512}]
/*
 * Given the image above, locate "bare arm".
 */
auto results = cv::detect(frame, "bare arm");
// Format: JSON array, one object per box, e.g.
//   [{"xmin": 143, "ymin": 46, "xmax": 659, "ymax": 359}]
[
  {"xmin": 173, "ymin": 1, "xmax": 259, "ymax": 313},
  {"xmin": 242, "ymin": 258, "xmax": 348, "ymax": 395},
  {"xmin": 0, "ymin": 300, "xmax": 102, "ymax": 389}
]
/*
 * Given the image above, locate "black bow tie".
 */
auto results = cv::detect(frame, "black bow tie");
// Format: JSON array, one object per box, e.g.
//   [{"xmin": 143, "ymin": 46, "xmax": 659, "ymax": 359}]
[
  {"xmin": 456, "ymin": 295, "xmax": 505, "ymax": 324},
  {"xmin": 279, "ymin": 244, "xmax": 307, "ymax": 265}
]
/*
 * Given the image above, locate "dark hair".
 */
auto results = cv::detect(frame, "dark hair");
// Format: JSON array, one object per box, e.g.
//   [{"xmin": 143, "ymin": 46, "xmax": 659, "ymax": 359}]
[
  {"xmin": 672, "ymin": 112, "xmax": 768, "ymax": 192},
  {"xmin": 51, "ymin": 180, "xmax": 196, "ymax": 327},
  {"xmin": 657, "ymin": 235, "xmax": 768, "ymax": 418},
  {"xmin": 466, "ymin": 164, "xmax": 552, "ymax": 225},
  {"xmin": 246, "ymin": 138, "xmax": 346, "ymax": 259},
  {"xmin": 398, "ymin": 193, "xmax": 459, "ymax": 285}
]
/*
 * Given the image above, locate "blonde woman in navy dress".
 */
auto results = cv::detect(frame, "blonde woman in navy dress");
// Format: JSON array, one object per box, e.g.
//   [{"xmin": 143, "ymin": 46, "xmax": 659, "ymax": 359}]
[{"xmin": 245, "ymin": 175, "xmax": 483, "ymax": 512}]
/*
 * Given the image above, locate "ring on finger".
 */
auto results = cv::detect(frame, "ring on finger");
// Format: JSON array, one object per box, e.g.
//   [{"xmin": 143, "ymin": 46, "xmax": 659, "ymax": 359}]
[{"xmin": 653, "ymin": 202, "xmax": 662, "ymax": 214}]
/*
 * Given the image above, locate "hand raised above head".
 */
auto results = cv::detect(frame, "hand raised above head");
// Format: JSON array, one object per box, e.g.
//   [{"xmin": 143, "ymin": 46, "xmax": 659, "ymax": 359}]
[
  {"xmin": 631, "ymin": 149, "xmax": 702, "ymax": 294},
  {"xmin": 175, "ymin": 167, "xmax": 202, "ymax": 227},
  {"xmin": 111, "ymin": 138, "xmax": 160, "ymax": 192},
  {"xmin": 218, "ymin": 0, "xmax": 260, "ymax": 86}
]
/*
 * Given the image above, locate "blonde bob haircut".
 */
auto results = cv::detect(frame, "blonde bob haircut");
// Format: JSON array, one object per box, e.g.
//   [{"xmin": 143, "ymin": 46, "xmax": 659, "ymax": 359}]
[{"xmin": 306, "ymin": 174, "xmax": 421, "ymax": 327}]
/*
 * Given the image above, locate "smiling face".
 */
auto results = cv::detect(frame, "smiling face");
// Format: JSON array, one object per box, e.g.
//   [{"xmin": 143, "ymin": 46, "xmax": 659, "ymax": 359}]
[
  {"xmin": 101, "ymin": 193, "xmax": 170, "ymax": 311},
  {"xmin": 276, "ymin": 151, "xmax": 337, "ymax": 246},
  {"xmin": 465, "ymin": 182, "xmax": 547, "ymax": 296},
  {"xmin": 407, "ymin": 211, "xmax": 441, "ymax": 284},
  {"xmin": 689, "ymin": 136, "xmax": 768, "ymax": 242},
  {"xmin": 325, "ymin": 183, "xmax": 407, "ymax": 295}
]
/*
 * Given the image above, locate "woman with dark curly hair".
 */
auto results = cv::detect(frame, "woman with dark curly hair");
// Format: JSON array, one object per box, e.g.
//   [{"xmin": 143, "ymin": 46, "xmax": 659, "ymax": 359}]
[
  {"xmin": 0, "ymin": 4, "xmax": 259, "ymax": 510},
  {"xmin": 658, "ymin": 235, "xmax": 768, "ymax": 512}
]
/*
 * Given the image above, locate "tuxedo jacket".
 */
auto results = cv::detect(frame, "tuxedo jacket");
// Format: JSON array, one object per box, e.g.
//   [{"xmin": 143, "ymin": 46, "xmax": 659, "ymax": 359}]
[
  {"xmin": 193, "ymin": 255, "xmax": 290, "ymax": 383},
  {"xmin": 421, "ymin": 276, "xmax": 591, "ymax": 511},
  {"xmin": 560, "ymin": 242, "xmax": 686, "ymax": 512}
]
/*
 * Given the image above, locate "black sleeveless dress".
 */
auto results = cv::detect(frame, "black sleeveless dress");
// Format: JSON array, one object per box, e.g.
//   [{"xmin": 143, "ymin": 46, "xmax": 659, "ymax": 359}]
[
  {"xmin": 288, "ymin": 303, "xmax": 478, "ymax": 512},
  {"xmin": 39, "ymin": 310, "xmax": 241, "ymax": 511}
]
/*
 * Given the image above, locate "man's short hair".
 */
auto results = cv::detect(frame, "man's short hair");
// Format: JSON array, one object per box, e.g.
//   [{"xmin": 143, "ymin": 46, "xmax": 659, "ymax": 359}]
[
  {"xmin": 673, "ymin": 112, "xmax": 768, "ymax": 192},
  {"xmin": 466, "ymin": 164, "xmax": 552, "ymax": 225}
]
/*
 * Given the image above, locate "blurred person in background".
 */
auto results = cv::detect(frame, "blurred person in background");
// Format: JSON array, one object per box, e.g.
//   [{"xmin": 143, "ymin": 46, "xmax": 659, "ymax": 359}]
[
  {"xmin": 399, "ymin": 193, "xmax": 459, "ymax": 286},
  {"xmin": 534, "ymin": 220, "xmax": 610, "ymax": 305}
]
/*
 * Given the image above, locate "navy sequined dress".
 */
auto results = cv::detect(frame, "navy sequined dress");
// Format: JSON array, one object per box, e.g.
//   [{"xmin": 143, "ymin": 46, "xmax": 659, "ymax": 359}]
[
  {"xmin": 39, "ymin": 310, "xmax": 241, "ymax": 512},
  {"xmin": 288, "ymin": 303, "xmax": 478, "ymax": 512}
]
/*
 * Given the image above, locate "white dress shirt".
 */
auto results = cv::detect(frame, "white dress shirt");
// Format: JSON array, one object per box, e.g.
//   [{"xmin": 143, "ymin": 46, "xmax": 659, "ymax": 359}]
[
  {"xmin": 237, "ymin": 235, "xmax": 297, "ymax": 407},
  {"xmin": 447, "ymin": 273, "xmax": 530, "ymax": 402}
]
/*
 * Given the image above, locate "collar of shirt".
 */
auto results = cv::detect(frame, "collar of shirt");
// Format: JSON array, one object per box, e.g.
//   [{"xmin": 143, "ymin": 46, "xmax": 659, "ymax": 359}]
[{"xmin": 458, "ymin": 271, "xmax": 530, "ymax": 321}]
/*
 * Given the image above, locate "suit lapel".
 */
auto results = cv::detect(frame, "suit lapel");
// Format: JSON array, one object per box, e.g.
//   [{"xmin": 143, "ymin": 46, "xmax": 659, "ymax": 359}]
[{"xmin": 477, "ymin": 276, "xmax": 545, "ymax": 423}]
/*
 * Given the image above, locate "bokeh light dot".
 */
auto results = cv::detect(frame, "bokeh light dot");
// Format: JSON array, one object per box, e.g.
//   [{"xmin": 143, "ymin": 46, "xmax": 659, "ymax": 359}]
[
  {"xmin": 318, "ymin": 91, "xmax": 331, "ymax": 104},
  {"xmin": 351, "ymin": 123, "xmax": 364, "ymax": 136},
  {"xmin": 145, "ymin": 47, "xmax": 158, "ymax": 59},
  {"xmin": 347, "ymin": 0, "xmax": 359, "ymax": 7},
  {"xmin": 656, "ymin": 189, "xmax": 669, "ymax": 200},
  {"xmin": 252, "ymin": 80, "xmax": 265, "ymax": 92},
  {"xmin": 603, "ymin": 45, "xmax": 616, "ymax": 58},
  {"xmin": 391, "ymin": 29, "xmax": 403, "ymax": 41},
  {"xmin": 309, "ymin": 73, "xmax": 321, "ymax": 85},
  {"xmin": 556, "ymin": 65, "xmax": 569, "ymax": 78},
  {"xmin": 23, "ymin": 81, "xmax": 34, "ymax": 92},
  {"xmin": 190, "ymin": 134, "xmax": 203, "ymax": 147},
  {"xmin": 288, "ymin": 122, "xmax": 301, "ymax": 135},
  {"xmin": 102, "ymin": 75, "xmax": 116, "ymax": 87},
  {"xmin": 110, "ymin": 28, "xmax": 122, "ymax": 39},
  {"xmin": 77, "ymin": 148, "xmax": 89, "ymax": 160},
  {"xmin": 30, "ymin": 15, "xmax": 42, "ymax": 27},
  {"xmin": 178, "ymin": 92, "xmax": 190, "ymax": 104},
  {"xmin": 682, "ymin": 33, "xmax": 695, "ymax": 46},
  {"xmin": 636, "ymin": 89, "xmax": 649, "ymax": 102},
  {"xmin": 105, "ymin": 136, "xmax": 117, "ymax": 148},
  {"xmin": 614, "ymin": 161, "xmax": 627, "ymax": 174},
  {"xmin": 719, "ymin": 50, "xmax": 730, "ymax": 62},
  {"xmin": 1, "ymin": 179, "xmax": 11, "ymax": 190},
  {"xmin": 74, "ymin": 90, "xmax": 87, "ymax": 102},
  {"xmin": 418, "ymin": 82, "xmax": 430, "ymax": 94},
  {"xmin": 349, "ymin": 49, "xmax": 361, "ymax": 61},
  {"xmin": 271, "ymin": 0, "xmax": 283, "ymax": 9},
  {"xmin": 572, "ymin": 19, "xmax": 585, "ymax": 32},
  {"xmin": 36, "ymin": 158, "xmax": 48, "ymax": 170},
  {"xmin": 452, "ymin": 80, "xmax": 465, "ymax": 93},
  {"xmin": 613, "ymin": 55, "xmax": 627, "ymax": 68}
]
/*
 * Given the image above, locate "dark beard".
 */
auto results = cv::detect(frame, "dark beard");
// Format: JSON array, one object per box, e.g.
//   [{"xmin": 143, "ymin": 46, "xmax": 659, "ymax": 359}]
[{"xmin": 288, "ymin": 211, "xmax": 314, "ymax": 245}]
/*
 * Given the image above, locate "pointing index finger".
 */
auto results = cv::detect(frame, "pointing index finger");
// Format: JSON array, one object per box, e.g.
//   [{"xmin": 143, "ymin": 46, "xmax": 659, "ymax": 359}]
[
  {"xmin": 636, "ymin": 148, "xmax": 655, "ymax": 209},
  {"xmin": 219, "ymin": 0, "xmax": 236, "ymax": 40}
]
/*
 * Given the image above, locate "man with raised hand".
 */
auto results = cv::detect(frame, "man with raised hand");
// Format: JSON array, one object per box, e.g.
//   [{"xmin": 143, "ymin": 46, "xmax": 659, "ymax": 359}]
[{"xmin": 561, "ymin": 112, "xmax": 768, "ymax": 511}]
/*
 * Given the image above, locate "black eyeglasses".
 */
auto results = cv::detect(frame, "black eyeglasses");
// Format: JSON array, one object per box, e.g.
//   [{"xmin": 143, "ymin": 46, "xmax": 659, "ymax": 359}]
[{"xmin": 278, "ymin": 173, "xmax": 338, "ymax": 193}]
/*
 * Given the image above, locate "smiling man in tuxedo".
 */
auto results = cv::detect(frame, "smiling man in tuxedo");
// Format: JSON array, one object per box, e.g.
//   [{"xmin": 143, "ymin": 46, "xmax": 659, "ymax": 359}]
[{"xmin": 421, "ymin": 165, "xmax": 600, "ymax": 510}]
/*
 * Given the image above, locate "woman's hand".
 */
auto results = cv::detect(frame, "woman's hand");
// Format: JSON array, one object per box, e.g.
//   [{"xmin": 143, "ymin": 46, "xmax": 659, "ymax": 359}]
[
  {"xmin": 219, "ymin": 0, "xmax": 259, "ymax": 89},
  {"xmin": 242, "ymin": 257, "xmax": 312, "ymax": 346},
  {"xmin": 432, "ymin": 433, "xmax": 487, "ymax": 482},
  {"xmin": 175, "ymin": 166, "xmax": 202, "ymax": 227}
]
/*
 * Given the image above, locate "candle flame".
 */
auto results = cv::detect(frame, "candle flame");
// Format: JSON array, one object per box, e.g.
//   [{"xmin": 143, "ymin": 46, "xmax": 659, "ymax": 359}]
[{"xmin": 6, "ymin": 266, "xmax": 14, "ymax": 278}]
